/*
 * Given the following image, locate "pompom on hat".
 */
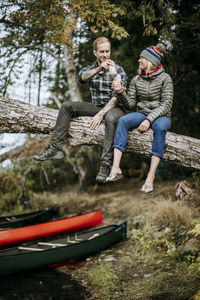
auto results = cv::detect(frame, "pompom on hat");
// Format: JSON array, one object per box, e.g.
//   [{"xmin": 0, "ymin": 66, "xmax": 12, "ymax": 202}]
[{"xmin": 140, "ymin": 43, "xmax": 166, "ymax": 67}]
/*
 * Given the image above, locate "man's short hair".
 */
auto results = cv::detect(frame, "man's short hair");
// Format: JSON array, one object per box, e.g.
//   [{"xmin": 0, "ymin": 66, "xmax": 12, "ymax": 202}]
[{"xmin": 93, "ymin": 37, "xmax": 111, "ymax": 50}]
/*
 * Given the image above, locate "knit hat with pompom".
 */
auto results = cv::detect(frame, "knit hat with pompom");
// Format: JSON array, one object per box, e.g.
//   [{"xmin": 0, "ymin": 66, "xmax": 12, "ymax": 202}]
[{"xmin": 140, "ymin": 43, "xmax": 166, "ymax": 67}]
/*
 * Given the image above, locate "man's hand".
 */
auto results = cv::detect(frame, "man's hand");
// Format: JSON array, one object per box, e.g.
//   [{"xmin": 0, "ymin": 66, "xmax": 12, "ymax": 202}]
[
  {"xmin": 138, "ymin": 119, "xmax": 151, "ymax": 132},
  {"xmin": 90, "ymin": 113, "xmax": 103, "ymax": 130},
  {"xmin": 100, "ymin": 59, "xmax": 115, "ymax": 71},
  {"xmin": 90, "ymin": 97, "xmax": 118, "ymax": 130}
]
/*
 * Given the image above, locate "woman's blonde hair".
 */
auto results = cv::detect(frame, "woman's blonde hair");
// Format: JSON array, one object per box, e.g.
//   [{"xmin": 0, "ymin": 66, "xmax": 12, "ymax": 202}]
[{"xmin": 138, "ymin": 59, "xmax": 156, "ymax": 76}]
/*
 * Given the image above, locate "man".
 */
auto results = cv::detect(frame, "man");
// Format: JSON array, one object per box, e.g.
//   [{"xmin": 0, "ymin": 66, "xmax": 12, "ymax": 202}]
[{"xmin": 33, "ymin": 37, "xmax": 127, "ymax": 183}]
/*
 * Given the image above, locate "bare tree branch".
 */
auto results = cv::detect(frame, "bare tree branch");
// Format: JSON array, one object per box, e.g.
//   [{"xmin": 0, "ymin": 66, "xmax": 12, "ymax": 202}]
[
  {"xmin": 3, "ymin": 49, "xmax": 29, "ymax": 96},
  {"xmin": 16, "ymin": 45, "xmax": 65, "ymax": 66},
  {"xmin": 174, "ymin": 71, "xmax": 190, "ymax": 87},
  {"xmin": 52, "ymin": 93, "xmax": 61, "ymax": 109}
]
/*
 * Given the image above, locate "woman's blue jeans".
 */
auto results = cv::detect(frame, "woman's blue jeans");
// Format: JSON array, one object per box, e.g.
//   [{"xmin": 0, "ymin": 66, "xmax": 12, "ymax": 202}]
[{"xmin": 113, "ymin": 112, "xmax": 171, "ymax": 159}]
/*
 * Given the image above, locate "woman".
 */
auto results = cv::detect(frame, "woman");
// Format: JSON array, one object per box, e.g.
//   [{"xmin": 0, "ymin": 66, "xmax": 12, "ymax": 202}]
[{"xmin": 106, "ymin": 43, "xmax": 173, "ymax": 193}]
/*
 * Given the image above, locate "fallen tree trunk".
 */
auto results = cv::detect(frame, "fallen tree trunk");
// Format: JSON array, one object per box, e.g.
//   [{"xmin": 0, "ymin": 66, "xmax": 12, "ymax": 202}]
[{"xmin": 1, "ymin": 96, "xmax": 200, "ymax": 170}]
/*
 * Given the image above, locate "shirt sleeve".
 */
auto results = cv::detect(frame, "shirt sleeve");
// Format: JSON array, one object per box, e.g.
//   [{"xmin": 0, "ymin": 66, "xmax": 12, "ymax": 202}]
[
  {"xmin": 116, "ymin": 76, "xmax": 138, "ymax": 110},
  {"xmin": 119, "ymin": 67, "xmax": 127, "ymax": 90},
  {"xmin": 77, "ymin": 64, "xmax": 93, "ymax": 84}
]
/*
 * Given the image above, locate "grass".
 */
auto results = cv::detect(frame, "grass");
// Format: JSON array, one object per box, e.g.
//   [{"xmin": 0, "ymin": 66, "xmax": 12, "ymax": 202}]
[
  {"xmin": 3, "ymin": 176, "xmax": 200, "ymax": 299},
  {"xmin": 86, "ymin": 264, "xmax": 119, "ymax": 299},
  {"xmin": 46, "ymin": 177, "xmax": 200, "ymax": 299},
  {"xmin": 149, "ymin": 199, "xmax": 196, "ymax": 231}
]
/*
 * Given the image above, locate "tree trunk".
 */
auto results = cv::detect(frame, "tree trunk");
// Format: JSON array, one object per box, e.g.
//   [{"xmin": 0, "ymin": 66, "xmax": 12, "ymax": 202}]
[
  {"xmin": 63, "ymin": 18, "xmax": 83, "ymax": 103},
  {"xmin": 1, "ymin": 96, "xmax": 200, "ymax": 171},
  {"xmin": 64, "ymin": 46, "xmax": 83, "ymax": 103}
]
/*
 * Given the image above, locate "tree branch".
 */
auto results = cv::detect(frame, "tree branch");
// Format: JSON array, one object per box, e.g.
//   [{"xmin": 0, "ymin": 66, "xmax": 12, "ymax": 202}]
[
  {"xmin": 3, "ymin": 49, "xmax": 29, "ymax": 96},
  {"xmin": 0, "ymin": 96, "xmax": 200, "ymax": 171},
  {"xmin": 17, "ymin": 45, "xmax": 65, "ymax": 66},
  {"xmin": 174, "ymin": 71, "xmax": 190, "ymax": 87},
  {"xmin": 52, "ymin": 93, "xmax": 61, "ymax": 109}
]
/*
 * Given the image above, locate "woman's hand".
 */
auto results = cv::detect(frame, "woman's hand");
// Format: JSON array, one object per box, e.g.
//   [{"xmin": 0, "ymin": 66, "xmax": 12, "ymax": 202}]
[
  {"xmin": 111, "ymin": 80, "xmax": 123, "ymax": 93},
  {"xmin": 138, "ymin": 119, "xmax": 151, "ymax": 132}
]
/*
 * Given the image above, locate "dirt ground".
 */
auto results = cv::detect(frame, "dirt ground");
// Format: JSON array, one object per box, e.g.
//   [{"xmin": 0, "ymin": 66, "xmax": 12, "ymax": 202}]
[{"xmin": 26, "ymin": 176, "xmax": 200, "ymax": 300}]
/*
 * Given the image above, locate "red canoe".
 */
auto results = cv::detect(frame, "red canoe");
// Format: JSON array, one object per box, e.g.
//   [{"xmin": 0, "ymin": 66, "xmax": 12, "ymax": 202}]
[{"xmin": 0, "ymin": 210, "xmax": 102, "ymax": 248}]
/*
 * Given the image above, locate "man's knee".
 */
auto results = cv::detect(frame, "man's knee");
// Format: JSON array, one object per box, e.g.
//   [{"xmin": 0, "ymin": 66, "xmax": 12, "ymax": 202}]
[
  {"xmin": 61, "ymin": 101, "xmax": 72, "ymax": 110},
  {"xmin": 60, "ymin": 101, "xmax": 77, "ymax": 117},
  {"xmin": 105, "ymin": 110, "xmax": 124, "ymax": 125},
  {"xmin": 105, "ymin": 114, "xmax": 119, "ymax": 125},
  {"xmin": 60, "ymin": 101, "xmax": 69, "ymax": 113}
]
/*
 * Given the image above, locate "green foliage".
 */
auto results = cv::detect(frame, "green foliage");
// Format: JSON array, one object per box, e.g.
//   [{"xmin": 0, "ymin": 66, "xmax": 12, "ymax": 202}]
[
  {"xmin": 69, "ymin": 0, "xmax": 128, "ymax": 39},
  {"xmin": 190, "ymin": 219, "xmax": 200, "ymax": 237},
  {"xmin": 111, "ymin": 0, "xmax": 176, "ymax": 41},
  {"xmin": 0, "ymin": 155, "xmax": 77, "ymax": 213},
  {"xmin": 131, "ymin": 225, "xmax": 178, "ymax": 260},
  {"xmin": 29, "ymin": 159, "xmax": 77, "ymax": 192},
  {"xmin": 1, "ymin": 1, "xmax": 200, "ymax": 195},
  {"xmin": 135, "ymin": 0, "xmax": 176, "ymax": 40},
  {"xmin": 110, "ymin": 0, "xmax": 200, "ymax": 139},
  {"xmin": 67, "ymin": 145, "xmax": 102, "ymax": 190},
  {"xmin": 0, "ymin": 168, "xmax": 31, "ymax": 213},
  {"xmin": 2, "ymin": 0, "xmax": 75, "ymax": 47},
  {"xmin": 0, "ymin": 0, "xmax": 128, "ymax": 96},
  {"xmin": 1, "ymin": 0, "xmax": 200, "ymax": 140}
]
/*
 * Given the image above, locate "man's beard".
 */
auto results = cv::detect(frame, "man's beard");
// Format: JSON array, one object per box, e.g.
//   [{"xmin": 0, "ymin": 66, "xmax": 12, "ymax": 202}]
[{"xmin": 98, "ymin": 57, "xmax": 108, "ymax": 63}]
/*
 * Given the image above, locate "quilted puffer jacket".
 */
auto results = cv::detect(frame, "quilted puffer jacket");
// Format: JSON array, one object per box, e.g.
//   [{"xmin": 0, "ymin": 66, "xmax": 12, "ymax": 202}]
[{"xmin": 117, "ymin": 65, "xmax": 173, "ymax": 123}]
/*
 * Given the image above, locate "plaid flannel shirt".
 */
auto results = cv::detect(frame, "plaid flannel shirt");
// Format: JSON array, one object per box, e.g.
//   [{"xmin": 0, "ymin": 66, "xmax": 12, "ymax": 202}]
[{"xmin": 78, "ymin": 61, "xmax": 127, "ymax": 107}]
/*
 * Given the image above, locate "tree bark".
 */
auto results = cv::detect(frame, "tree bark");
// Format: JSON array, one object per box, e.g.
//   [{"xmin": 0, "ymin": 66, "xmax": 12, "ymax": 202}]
[
  {"xmin": 1, "ymin": 96, "xmax": 200, "ymax": 171},
  {"xmin": 64, "ymin": 17, "xmax": 83, "ymax": 103},
  {"xmin": 64, "ymin": 46, "xmax": 83, "ymax": 102}
]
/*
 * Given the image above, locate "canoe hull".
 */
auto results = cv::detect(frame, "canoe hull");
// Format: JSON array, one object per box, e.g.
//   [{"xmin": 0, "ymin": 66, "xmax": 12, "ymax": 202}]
[
  {"xmin": 0, "ymin": 210, "xmax": 102, "ymax": 247},
  {"xmin": 0, "ymin": 207, "xmax": 59, "ymax": 228},
  {"xmin": 0, "ymin": 222, "xmax": 127, "ymax": 274}
]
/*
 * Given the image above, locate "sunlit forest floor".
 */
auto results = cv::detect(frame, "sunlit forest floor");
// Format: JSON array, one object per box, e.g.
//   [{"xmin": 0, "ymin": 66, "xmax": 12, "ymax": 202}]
[{"xmin": 24, "ymin": 177, "xmax": 200, "ymax": 300}]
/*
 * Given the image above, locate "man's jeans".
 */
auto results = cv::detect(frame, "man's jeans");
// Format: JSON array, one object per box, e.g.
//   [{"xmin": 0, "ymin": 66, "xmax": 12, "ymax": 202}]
[
  {"xmin": 51, "ymin": 101, "xmax": 124, "ymax": 164},
  {"xmin": 113, "ymin": 112, "xmax": 171, "ymax": 159}
]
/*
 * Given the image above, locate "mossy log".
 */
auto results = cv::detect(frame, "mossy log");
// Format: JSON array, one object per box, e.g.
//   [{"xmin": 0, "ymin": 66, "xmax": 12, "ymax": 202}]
[{"xmin": 1, "ymin": 96, "xmax": 200, "ymax": 170}]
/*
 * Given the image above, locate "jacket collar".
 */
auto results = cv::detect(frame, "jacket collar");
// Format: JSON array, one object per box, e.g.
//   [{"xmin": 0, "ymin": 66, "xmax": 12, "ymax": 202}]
[{"xmin": 140, "ymin": 64, "xmax": 164, "ymax": 79}]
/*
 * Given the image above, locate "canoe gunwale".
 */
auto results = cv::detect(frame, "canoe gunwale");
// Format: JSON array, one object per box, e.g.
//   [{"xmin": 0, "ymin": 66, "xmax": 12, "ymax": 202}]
[
  {"xmin": 0, "ymin": 210, "xmax": 103, "ymax": 247},
  {"xmin": 0, "ymin": 221, "xmax": 126, "ymax": 255},
  {"xmin": 0, "ymin": 208, "xmax": 58, "ymax": 228}
]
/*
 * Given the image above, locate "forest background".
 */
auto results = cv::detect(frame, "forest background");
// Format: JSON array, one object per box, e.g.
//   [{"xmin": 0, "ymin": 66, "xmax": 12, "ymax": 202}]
[
  {"xmin": 0, "ymin": 1, "xmax": 200, "ymax": 299},
  {"xmin": 0, "ymin": 0, "xmax": 199, "ymax": 206}
]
